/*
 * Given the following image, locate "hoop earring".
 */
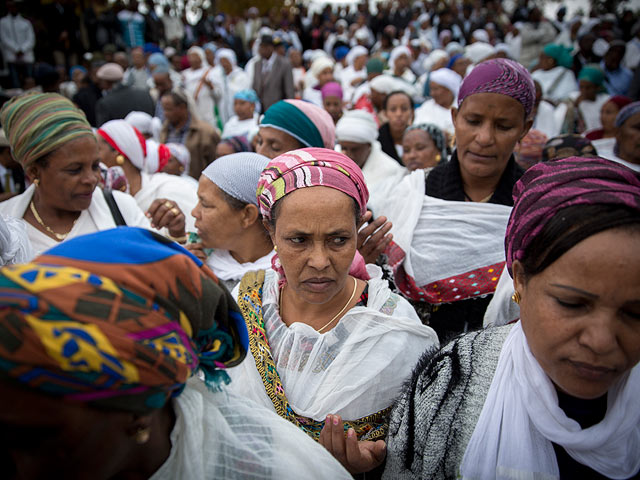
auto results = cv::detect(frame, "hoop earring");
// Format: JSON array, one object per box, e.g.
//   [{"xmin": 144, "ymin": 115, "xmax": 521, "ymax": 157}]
[
  {"xmin": 511, "ymin": 291, "xmax": 521, "ymax": 304},
  {"xmin": 116, "ymin": 155, "xmax": 125, "ymax": 166}
]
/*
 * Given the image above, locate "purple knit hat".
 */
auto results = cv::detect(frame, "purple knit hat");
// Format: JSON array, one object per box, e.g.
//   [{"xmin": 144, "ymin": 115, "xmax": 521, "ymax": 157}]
[
  {"xmin": 505, "ymin": 156, "xmax": 640, "ymax": 274},
  {"xmin": 458, "ymin": 58, "xmax": 536, "ymax": 119}
]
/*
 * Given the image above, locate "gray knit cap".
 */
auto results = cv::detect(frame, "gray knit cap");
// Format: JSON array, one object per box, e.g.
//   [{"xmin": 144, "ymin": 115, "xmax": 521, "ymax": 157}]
[{"xmin": 202, "ymin": 152, "xmax": 271, "ymax": 206}]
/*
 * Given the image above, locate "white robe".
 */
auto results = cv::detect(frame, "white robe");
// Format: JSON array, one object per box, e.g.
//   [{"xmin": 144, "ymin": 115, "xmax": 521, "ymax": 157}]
[
  {"xmin": 211, "ymin": 66, "xmax": 250, "ymax": 125},
  {"xmin": 228, "ymin": 266, "xmax": 439, "ymax": 421},
  {"xmin": 134, "ymin": 172, "xmax": 198, "ymax": 232},
  {"xmin": 0, "ymin": 185, "xmax": 150, "ymax": 259},
  {"xmin": 413, "ymin": 98, "xmax": 455, "ymax": 138},
  {"xmin": 221, "ymin": 113, "xmax": 259, "ymax": 139},
  {"xmin": 531, "ymin": 66, "xmax": 577, "ymax": 103},
  {"xmin": 360, "ymin": 142, "xmax": 407, "ymax": 205},
  {"xmin": 183, "ymin": 67, "xmax": 217, "ymax": 127},
  {"xmin": 149, "ymin": 378, "xmax": 351, "ymax": 480},
  {"xmin": 206, "ymin": 248, "xmax": 275, "ymax": 291}
]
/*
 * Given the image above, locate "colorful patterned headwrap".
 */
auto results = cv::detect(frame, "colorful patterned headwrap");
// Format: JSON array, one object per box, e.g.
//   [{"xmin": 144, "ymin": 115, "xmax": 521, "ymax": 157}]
[
  {"xmin": 0, "ymin": 92, "xmax": 94, "ymax": 168},
  {"xmin": 260, "ymin": 99, "xmax": 336, "ymax": 149},
  {"xmin": 541, "ymin": 134, "xmax": 597, "ymax": 162},
  {"xmin": 257, "ymin": 147, "xmax": 369, "ymax": 220},
  {"xmin": 458, "ymin": 58, "xmax": 536, "ymax": 119},
  {"xmin": 505, "ymin": 157, "xmax": 640, "ymax": 274},
  {"xmin": 0, "ymin": 228, "xmax": 248, "ymax": 413}
]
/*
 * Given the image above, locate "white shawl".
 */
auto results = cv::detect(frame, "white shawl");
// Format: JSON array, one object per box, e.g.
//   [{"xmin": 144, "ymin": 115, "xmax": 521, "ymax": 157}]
[
  {"xmin": 461, "ymin": 322, "xmax": 640, "ymax": 479},
  {"xmin": 228, "ymin": 266, "xmax": 439, "ymax": 421},
  {"xmin": 0, "ymin": 185, "xmax": 150, "ymax": 259},
  {"xmin": 150, "ymin": 378, "xmax": 351, "ymax": 479}
]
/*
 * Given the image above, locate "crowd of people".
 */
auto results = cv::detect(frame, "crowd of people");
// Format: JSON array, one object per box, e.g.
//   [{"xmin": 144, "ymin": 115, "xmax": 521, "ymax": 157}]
[{"xmin": 0, "ymin": 1, "xmax": 639, "ymax": 479}]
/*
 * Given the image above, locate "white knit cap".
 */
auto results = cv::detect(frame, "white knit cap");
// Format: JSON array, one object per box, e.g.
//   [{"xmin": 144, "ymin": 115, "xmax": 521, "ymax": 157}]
[
  {"xmin": 124, "ymin": 111, "xmax": 153, "ymax": 135},
  {"xmin": 310, "ymin": 56, "xmax": 335, "ymax": 80},
  {"xmin": 429, "ymin": 68, "xmax": 463, "ymax": 96},
  {"xmin": 335, "ymin": 109, "xmax": 378, "ymax": 145},
  {"xmin": 346, "ymin": 46, "xmax": 368, "ymax": 66},
  {"xmin": 201, "ymin": 152, "xmax": 271, "ymax": 206}
]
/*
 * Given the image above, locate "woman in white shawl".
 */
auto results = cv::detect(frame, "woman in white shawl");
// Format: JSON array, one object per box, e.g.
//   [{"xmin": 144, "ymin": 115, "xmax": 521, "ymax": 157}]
[
  {"xmin": 340, "ymin": 46, "xmax": 369, "ymax": 104},
  {"xmin": 531, "ymin": 43, "xmax": 578, "ymax": 103},
  {"xmin": 186, "ymin": 152, "xmax": 275, "ymax": 292},
  {"xmin": 413, "ymin": 67, "xmax": 462, "ymax": 139},
  {"xmin": 386, "ymin": 45, "xmax": 417, "ymax": 86},
  {"xmin": 182, "ymin": 46, "xmax": 217, "ymax": 128},
  {"xmin": 383, "ymin": 157, "xmax": 640, "ymax": 480},
  {"xmin": 0, "ymin": 93, "xmax": 150, "ymax": 259},
  {"xmin": 228, "ymin": 148, "xmax": 439, "ymax": 475},
  {"xmin": 96, "ymin": 120, "xmax": 198, "ymax": 235},
  {"xmin": 211, "ymin": 48, "xmax": 250, "ymax": 126},
  {"xmin": 302, "ymin": 56, "xmax": 335, "ymax": 106}
]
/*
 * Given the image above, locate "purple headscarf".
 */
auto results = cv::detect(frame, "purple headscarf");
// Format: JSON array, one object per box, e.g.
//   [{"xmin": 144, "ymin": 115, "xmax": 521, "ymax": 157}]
[
  {"xmin": 505, "ymin": 156, "xmax": 640, "ymax": 274},
  {"xmin": 321, "ymin": 81, "xmax": 344, "ymax": 100},
  {"xmin": 458, "ymin": 58, "xmax": 536, "ymax": 119}
]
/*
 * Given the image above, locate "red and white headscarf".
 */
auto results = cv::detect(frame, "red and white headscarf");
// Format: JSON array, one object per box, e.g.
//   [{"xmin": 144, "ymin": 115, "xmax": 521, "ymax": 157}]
[
  {"xmin": 97, "ymin": 119, "xmax": 147, "ymax": 171},
  {"xmin": 144, "ymin": 140, "xmax": 170, "ymax": 173}
]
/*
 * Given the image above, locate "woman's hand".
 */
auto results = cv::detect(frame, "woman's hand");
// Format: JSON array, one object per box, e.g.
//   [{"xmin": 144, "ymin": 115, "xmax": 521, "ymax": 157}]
[
  {"xmin": 185, "ymin": 241, "xmax": 207, "ymax": 261},
  {"xmin": 319, "ymin": 414, "xmax": 386, "ymax": 474},
  {"xmin": 146, "ymin": 198, "xmax": 186, "ymax": 238},
  {"xmin": 357, "ymin": 211, "xmax": 393, "ymax": 265}
]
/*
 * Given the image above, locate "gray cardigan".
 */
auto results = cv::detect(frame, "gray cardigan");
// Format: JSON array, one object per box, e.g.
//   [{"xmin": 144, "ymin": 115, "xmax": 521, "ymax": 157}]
[{"xmin": 383, "ymin": 325, "xmax": 512, "ymax": 479}]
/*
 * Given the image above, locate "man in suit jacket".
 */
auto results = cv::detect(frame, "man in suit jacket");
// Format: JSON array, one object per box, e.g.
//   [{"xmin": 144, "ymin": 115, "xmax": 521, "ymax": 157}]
[
  {"xmin": 95, "ymin": 63, "xmax": 155, "ymax": 127},
  {"xmin": 252, "ymin": 35, "xmax": 295, "ymax": 111}
]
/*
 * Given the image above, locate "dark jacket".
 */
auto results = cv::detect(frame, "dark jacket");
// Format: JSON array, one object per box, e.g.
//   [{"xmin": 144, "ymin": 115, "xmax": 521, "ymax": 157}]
[
  {"xmin": 252, "ymin": 54, "xmax": 295, "ymax": 112},
  {"xmin": 73, "ymin": 81, "xmax": 102, "ymax": 127},
  {"xmin": 377, "ymin": 122, "xmax": 403, "ymax": 164},
  {"xmin": 95, "ymin": 83, "xmax": 154, "ymax": 127}
]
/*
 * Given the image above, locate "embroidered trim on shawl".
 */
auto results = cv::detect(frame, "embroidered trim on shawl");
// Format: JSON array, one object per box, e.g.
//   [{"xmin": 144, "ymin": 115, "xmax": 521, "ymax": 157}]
[
  {"xmin": 237, "ymin": 270, "xmax": 390, "ymax": 441},
  {"xmin": 386, "ymin": 241, "xmax": 504, "ymax": 303}
]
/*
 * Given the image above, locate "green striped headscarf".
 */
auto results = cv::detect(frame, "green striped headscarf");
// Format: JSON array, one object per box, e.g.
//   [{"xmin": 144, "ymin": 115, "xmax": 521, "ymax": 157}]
[{"xmin": 0, "ymin": 92, "xmax": 94, "ymax": 168}]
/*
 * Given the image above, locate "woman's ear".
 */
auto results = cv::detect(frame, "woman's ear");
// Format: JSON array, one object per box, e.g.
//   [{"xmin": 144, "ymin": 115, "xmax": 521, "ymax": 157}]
[
  {"xmin": 26, "ymin": 164, "xmax": 40, "ymax": 183},
  {"xmin": 262, "ymin": 218, "xmax": 276, "ymax": 244},
  {"xmin": 511, "ymin": 260, "xmax": 528, "ymax": 297},
  {"xmin": 519, "ymin": 118, "xmax": 534, "ymax": 141},
  {"xmin": 450, "ymin": 107, "xmax": 458, "ymax": 128},
  {"xmin": 240, "ymin": 204, "xmax": 260, "ymax": 228}
]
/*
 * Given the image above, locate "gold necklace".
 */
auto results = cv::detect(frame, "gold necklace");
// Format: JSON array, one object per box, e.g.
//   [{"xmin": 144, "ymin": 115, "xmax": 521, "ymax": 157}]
[
  {"xmin": 29, "ymin": 201, "xmax": 77, "ymax": 241},
  {"xmin": 279, "ymin": 277, "xmax": 359, "ymax": 333}
]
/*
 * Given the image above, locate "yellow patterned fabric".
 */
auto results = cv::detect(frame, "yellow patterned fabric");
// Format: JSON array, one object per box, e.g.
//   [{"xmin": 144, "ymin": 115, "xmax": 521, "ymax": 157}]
[{"xmin": 236, "ymin": 270, "xmax": 390, "ymax": 441}]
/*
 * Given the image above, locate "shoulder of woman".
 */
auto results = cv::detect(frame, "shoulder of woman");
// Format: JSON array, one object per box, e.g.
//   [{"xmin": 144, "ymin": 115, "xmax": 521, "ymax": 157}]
[
  {"xmin": 109, "ymin": 189, "xmax": 152, "ymax": 228},
  {"xmin": 384, "ymin": 325, "xmax": 512, "ymax": 479},
  {"xmin": 0, "ymin": 187, "xmax": 33, "ymax": 217}
]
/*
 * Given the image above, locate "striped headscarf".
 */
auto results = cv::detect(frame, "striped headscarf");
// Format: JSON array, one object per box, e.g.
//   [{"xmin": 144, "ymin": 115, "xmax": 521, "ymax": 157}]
[
  {"xmin": 98, "ymin": 120, "xmax": 148, "ymax": 171},
  {"xmin": 0, "ymin": 227, "xmax": 248, "ymax": 413},
  {"xmin": 458, "ymin": 58, "xmax": 536, "ymax": 119},
  {"xmin": 0, "ymin": 92, "xmax": 94, "ymax": 168},
  {"xmin": 505, "ymin": 157, "xmax": 640, "ymax": 274},
  {"xmin": 260, "ymin": 100, "xmax": 335, "ymax": 150},
  {"xmin": 405, "ymin": 123, "xmax": 449, "ymax": 160}
]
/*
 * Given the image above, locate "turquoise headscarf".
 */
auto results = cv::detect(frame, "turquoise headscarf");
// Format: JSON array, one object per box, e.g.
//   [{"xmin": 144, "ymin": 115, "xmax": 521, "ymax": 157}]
[
  {"xmin": 542, "ymin": 44, "xmax": 574, "ymax": 69},
  {"xmin": 578, "ymin": 64, "xmax": 605, "ymax": 87}
]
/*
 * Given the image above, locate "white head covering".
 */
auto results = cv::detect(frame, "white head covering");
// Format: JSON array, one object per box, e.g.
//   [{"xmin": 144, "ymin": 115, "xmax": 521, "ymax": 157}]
[
  {"xmin": 423, "ymin": 49, "xmax": 449, "ymax": 73},
  {"xmin": 389, "ymin": 45, "xmax": 412, "ymax": 71},
  {"xmin": 445, "ymin": 41, "xmax": 464, "ymax": 56},
  {"xmin": 429, "ymin": 68, "xmax": 462, "ymax": 96},
  {"xmin": 215, "ymin": 48, "xmax": 238, "ymax": 68},
  {"xmin": 124, "ymin": 111, "xmax": 153, "ymax": 136},
  {"xmin": 346, "ymin": 46, "xmax": 368, "ymax": 67},
  {"xmin": 310, "ymin": 56, "xmax": 335, "ymax": 80},
  {"xmin": 370, "ymin": 75, "xmax": 401, "ymax": 95},
  {"xmin": 187, "ymin": 46, "xmax": 207, "ymax": 68},
  {"xmin": 472, "ymin": 29, "xmax": 490, "ymax": 43},
  {"xmin": 0, "ymin": 216, "xmax": 33, "ymax": 265},
  {"xmin": 98, "ymin": 120, "xmax": 147, "ymax": 171},
  {"xmin": 464, "ymin": 42, "xmax": 497, "ymax": 65},
  {"xmin": 495, "ymin": 43, "xmax": 512, "ymax": 58},
  {"xmin": 335, "ymin": 109, "xmax": 378, "ymax": 145},
  {"xmin": 201, "ymin": 152, "xmax": 271, "ymax": 206},
  {"xmin": 336, "ymin": 19, "xmax": 348, "ymax": 29},
  {"xmin": 354, "ymin": 28, "xmax": 370, "ymax": 42},
  {"xmin": 144, "ymin": 139, "xmax": 170, "ymax": 173},
  {"xmin": 167, "ymin": 143, "xmax": 191, "ymax": 176},
  {"xmin": 418, "ymin": 13, "xmax": 430, "ymax": 26}
]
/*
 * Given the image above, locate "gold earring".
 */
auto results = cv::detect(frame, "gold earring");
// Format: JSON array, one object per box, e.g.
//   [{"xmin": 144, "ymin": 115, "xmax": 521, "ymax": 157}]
[
  {"xmin": 511, "ymin": 291, "xmax": 521, "ymax": 304},
  {"xmin": 116, "ymin": 155, "xmax": 125, "ymax": 165},
  {"xmin": 435, "ymin": 153, "xmax": 442, "ymax": 163},
  {"xmin": 135, "ymin": 427, "xmax": 150, "ymax": 444},
  {"xmin": 33, "ymin": 178, "xmax": 40, "ymax": 187},
  {"xmin": 273, "ymin": 245, "xmax": 278, "ymax": 252}
]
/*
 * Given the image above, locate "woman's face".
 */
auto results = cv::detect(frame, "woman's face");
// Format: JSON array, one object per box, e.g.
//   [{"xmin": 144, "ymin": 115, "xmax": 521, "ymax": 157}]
[
  {"xmin": 538, "ymin": 52, "xmax": 556, "ymax": 71},
  {"xmin": 192, "ymin": 177, "xmax": 246, "ymax": 249},
  {"xmin": 393, "ymin": 53, "xmax": 410, "ymax": 73},
  {"xmin": 616, "ymin": 112, "xmax": 640, "ymax": 164},
  {"xmin": 514, "ymin": 228, "xmax": 640, "ymax": 400},
  {"xmin": 323, "ymin": 95, "xmax": 343, "ymax": 123},
  {"xmin": 204, "ymin": 49, "xmax": 215, "ymax": 66},
  {"xmin": 96, "ymin": 135, "xmax": 118, "ymax": 167},
  {"xmin": 269, "ymin": 186, "xmax": 358, "ymax": 305},
  {"xmin": 452, "ymin": 93, "xmax": 531, "ymax": 182},
  {"xmin": 385, "ymin": 93, "xmax": 413, "ymax": 132},
  {"xmin": 219, "ymin": 57, "xmax": 233, "ymax": 75},
  {"xmin": 316, "ymin": 67, "xmax": 334, "ymax": 88},
  {"xmin": 430, "ymin": 81, "xmax": 454, "ymax": 109},
  {"xmin": 0, "ymin": 381, "xmax": 149, "ymax": 479},
  {"xmin": 579, "ymin": 79, "xmax": 598, "ymax": 101},
  {"xmin": 353, "ymin": 54, "xmax": 367, "ymax": 71},
  {"xmin": 215, "ymin": 142, "xmax": 236, "ymax": 159},
  {"xmin": 161, "ymin": 155, "xmax": 184, "ymax": 176},
  {"xmin": 30, "ymin": 137, "xmax": 100, "ymax": 212},
  {"xmin": 402, "ymin": 129, "xmax": 440, "ymax": 170},
  {"xmin": 339, "ymin": 141, "xmax": 371, "ymax": 168},
  {"xmin": 187, "ymin": 52, "xmax": 202, "ymax": 69},
  {"xmin": 600, "ymin": 101, "xmax": 620, "ymax": 132},
  {"xmin": 256, "ymin": 126, "xmax": 302, "ymax": 159}
]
